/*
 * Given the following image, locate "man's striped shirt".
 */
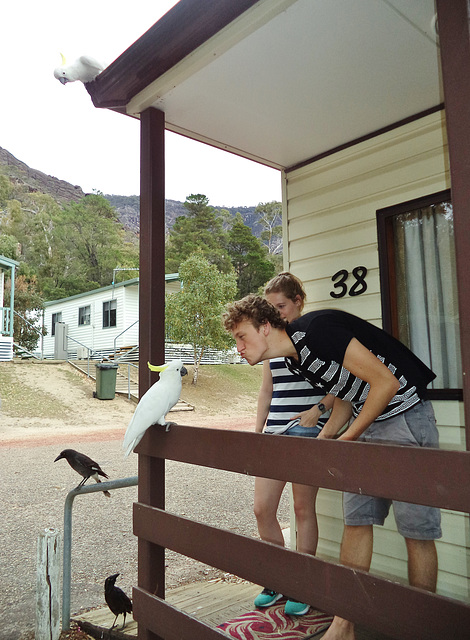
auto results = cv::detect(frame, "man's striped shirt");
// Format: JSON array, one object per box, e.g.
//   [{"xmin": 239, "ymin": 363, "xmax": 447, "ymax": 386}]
[{"xmin": 285, "ymin": 310, "xmax": 435, "ymax": 421}]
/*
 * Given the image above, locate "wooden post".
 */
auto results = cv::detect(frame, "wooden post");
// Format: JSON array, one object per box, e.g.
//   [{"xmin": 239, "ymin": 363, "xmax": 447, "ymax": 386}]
[
  {"xmin": 138, "ymin": 106, "xmax": 166, "ymax": 640},
  {"xmin": 436, "ymin": 0, "xmax": 470, "ymax": 446},
  {"xmin": 36, "ymin": 528, "xmax": 61, "ymax": 640}
]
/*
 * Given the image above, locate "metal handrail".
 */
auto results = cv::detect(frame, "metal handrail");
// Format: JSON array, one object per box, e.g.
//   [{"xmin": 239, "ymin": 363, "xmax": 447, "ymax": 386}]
[
  {"xmin": 66, "ymin": 336, "xmax": 114, "ymax": 377},
  {"xmin": 11, "ymin": 310, "xmax": 45, "ymax": 357},
  {"xmin": 13, "ymin": 309, "xmax": 43, "ymax": 332},
  {"xmin": 13, "ymin": 342, "xmax": 40, "ymax": 359},
  {"xmin": 61, "ymin": 476, "xmax": 138, "ymax": 631},
  {"xmin": 65, "ymin": 336, "xmax": 139, "ymax": 398},
  {"xmin": 124, "ymin": 362, "xmax": 139, "ymax": 399},
  {"xmin": 113, "ymin": 319, "xmax": 139, "ymax": 359},
  {"xmin": 116, "ymin": 343, "xmax": 139, "ymax": 363},
  {"xmin": 66, "ymin": 335, "xmax": 112, "ymax": 361}
]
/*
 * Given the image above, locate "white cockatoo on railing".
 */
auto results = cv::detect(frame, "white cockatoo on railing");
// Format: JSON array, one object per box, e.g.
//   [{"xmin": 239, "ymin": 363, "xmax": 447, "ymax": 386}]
[
  {"xmin": 53, "ymin": 54, "xmax": 105, "ymax": 84},
  {"xmin": 122, "ymin": 360, "xmax": 188, "ymax": 457}
]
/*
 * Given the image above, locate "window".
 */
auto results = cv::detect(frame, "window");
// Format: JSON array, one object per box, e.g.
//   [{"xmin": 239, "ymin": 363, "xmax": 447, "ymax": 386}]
[
  {"xmin": 51, "ymin": 312, "xmax": 62, "ymax": 336},
  {"xmin": 78, "ymin": 305, "xmax": 91, "ymax": 326},
  {"xmin": 377, "ymin": 190, "xmax": 462, "ymax": 399},
  {"xmin": 103, "ymin": 299, "xmax": 117, "ymax": 328}
]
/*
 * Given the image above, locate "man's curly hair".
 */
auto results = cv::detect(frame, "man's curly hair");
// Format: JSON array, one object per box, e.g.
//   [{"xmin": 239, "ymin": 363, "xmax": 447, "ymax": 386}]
[{"xmin": 223, "ymin": 294, "xmax": 287, "ymax": 332}]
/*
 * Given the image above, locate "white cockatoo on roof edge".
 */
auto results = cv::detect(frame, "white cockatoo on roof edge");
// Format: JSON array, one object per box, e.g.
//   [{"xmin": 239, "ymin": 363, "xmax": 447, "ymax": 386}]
[
  {"xmin": 122, "ymin": 360, "xmax": 188, "ymax": 457},
  {"xmin": 54, "ymin": 54, "xmax": 105, "ymax": 84}
]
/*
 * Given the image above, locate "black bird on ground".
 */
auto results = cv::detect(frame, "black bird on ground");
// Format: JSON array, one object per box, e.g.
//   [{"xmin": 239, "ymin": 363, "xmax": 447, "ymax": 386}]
[
  {"xmin": 105, "ymin": 573, "xmax": 133, "ymax": 630},
  {"xmin": 54, "ymin": 449, "xmax": 111, "ymax": 497}
]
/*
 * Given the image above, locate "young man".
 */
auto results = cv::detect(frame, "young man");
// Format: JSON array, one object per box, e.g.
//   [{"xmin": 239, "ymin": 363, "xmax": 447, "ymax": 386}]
[
  {"xmin": 223, "ymin": 294, "xmax": 441, "ymax": 640},
  {"xmin": 253, "ymin": 273, "xmax": 334, "ymax": 616}
]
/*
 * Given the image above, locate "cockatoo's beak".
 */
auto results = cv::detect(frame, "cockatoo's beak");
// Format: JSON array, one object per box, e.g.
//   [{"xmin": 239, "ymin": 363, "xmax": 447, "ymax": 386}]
[{"xmin": 58, "ymin": 77, "xmax": 68, "ymax": 85}]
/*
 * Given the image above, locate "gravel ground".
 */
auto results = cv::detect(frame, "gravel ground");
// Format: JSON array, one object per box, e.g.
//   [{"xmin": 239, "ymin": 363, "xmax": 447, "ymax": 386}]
[{"xmin": 0, "ymin": 362, "xmax": 289, "ymax": 640}]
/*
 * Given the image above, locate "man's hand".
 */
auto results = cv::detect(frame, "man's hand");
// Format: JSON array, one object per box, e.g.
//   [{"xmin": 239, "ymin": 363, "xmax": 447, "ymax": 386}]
[{"xmin": 292, "ymin": 405, "xmax": 322, "ymax": 428}]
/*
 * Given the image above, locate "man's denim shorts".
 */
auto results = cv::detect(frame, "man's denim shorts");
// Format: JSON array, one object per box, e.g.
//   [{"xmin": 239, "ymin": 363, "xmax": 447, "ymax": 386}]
[{"xmin": 343, "ymin": 400, "xmax": 442, "ymax": 540}]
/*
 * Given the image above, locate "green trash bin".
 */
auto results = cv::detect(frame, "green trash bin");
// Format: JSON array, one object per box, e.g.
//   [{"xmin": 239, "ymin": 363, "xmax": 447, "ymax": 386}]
[{"xmin": 95, "ymin": 363, "xmax": 118, "ymax": 400}]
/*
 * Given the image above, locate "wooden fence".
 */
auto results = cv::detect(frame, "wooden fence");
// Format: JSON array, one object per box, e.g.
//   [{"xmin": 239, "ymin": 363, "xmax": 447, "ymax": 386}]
[{"xmin": 133, "ymin": 424, "xmax": 470, "ymax": 640}]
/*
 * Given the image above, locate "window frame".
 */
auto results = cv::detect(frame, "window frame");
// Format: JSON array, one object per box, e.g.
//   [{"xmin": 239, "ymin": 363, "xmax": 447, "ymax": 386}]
[
  {"xmin": 102, "ymin": 299, "xmax": 117, "ymax": 329},
  {"xmin": 51, "ymin": 312, "xmax": 62, "ymax": 337},
  {"xmin": 377, "ymin": 189, "xmax": 462, "ymax": 401},
  {"xmin": 78, "ymin": 305, "xmax": 91, "ymax": 326}
]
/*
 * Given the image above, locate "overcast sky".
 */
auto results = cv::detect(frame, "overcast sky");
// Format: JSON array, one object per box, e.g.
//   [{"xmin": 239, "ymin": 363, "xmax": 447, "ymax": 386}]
[{"xmin": 1, "ymin": 1, "xmax": 281, "ymax": 207}]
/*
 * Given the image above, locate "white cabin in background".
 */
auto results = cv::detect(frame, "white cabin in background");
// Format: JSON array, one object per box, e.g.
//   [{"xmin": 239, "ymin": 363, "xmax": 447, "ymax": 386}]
[{"xmin": 42, "ymin": 275, "xmax": 180, "ymax": 358}]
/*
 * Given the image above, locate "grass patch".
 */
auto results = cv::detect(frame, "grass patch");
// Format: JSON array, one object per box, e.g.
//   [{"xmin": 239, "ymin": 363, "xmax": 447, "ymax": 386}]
[
  {"xmin": 0, "ymin": 361, "xmax": 263, "ymax": 420},
  {"xmin": 0, "ymin": 363, "xmax": 71, "ymax": 419},
  {"xmin": 181, "ymin": 363, "xmax": 263, "ymax": 414}
]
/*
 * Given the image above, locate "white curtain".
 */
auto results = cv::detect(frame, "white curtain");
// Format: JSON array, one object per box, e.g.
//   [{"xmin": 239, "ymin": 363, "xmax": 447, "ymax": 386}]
[{"xmin": 393, "ymin": 202, "xmax": 461, "ymax": 389}]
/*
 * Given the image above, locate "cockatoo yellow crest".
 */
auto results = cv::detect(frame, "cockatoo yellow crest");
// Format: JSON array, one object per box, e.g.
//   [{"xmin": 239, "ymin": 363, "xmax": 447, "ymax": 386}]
[
  {"xmin": 122, "ymin": 359, "xmax": 188, "ymax": 457},
  {"xmin": 147, "ymin": 361, "xmax": 168, "ymax": 372}
]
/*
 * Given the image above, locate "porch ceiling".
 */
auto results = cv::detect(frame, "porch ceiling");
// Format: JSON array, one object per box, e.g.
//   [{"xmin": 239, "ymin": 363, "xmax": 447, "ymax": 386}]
[{"xmin": 88, "ymin": 0, "xmax": 442, "ymax": 170}]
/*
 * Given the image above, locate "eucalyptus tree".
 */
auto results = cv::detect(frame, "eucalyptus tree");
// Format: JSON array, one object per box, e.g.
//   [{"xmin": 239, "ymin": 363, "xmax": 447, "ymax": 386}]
[
  {"xmin": 165, "ymin": 194, "xmax": 232, "ymax": 274},
  {"xmin": 165, "ymin": 252, "xmax": 237, "ymax": 384}
]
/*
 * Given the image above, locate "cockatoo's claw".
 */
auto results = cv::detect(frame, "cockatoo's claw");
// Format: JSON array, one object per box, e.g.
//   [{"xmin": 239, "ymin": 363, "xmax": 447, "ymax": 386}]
[{"xmin": 164, "ymin": 421, "xmax": 177, "ymax": 432}]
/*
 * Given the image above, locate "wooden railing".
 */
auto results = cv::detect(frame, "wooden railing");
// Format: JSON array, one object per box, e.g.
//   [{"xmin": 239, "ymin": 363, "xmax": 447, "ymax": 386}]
[{"xmin": 133, "ymin": 424, "xmax": 470, "ymax": 640}]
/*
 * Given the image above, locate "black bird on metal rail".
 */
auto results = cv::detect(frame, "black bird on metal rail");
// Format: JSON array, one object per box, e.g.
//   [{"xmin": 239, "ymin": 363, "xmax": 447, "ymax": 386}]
[
  {"xmin": 54, "ymin": 449, "xmax": 111, "ymax": 497},
  {"xmin": 104, "ymin": 573, "xmax": 133, "ymax": 630}
]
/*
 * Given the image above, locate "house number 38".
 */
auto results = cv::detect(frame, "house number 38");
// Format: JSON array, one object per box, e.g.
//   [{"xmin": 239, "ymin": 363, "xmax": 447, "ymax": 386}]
[{"xmin": 330, "ymin": 266, "xmax": 368, "ymax": 298}]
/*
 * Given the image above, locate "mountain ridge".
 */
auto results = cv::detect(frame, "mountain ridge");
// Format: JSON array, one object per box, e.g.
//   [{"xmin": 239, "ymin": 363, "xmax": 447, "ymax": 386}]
[
  {"xmin": 0, "ymin": 146, "xmax": 86, "ymax": 204},
  {"xmin": 0, "ymin": 146, "xmax": 262, "ymax": 236}
]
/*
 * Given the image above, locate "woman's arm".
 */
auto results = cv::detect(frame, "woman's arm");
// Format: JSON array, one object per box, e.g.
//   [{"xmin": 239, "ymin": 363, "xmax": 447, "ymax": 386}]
[
  {"xmin": 317, "ymin": 397, "xmax": 353, "ymax": 439},
  {"xmin": 255, "ymin": 360, "xmax": 273, "ymax": 433}
]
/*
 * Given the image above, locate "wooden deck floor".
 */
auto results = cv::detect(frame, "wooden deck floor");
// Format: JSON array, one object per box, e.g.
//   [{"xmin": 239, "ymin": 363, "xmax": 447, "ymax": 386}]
[{"xmin": 73, "ymin": 580, "xmax": 393, "ymax": 639}]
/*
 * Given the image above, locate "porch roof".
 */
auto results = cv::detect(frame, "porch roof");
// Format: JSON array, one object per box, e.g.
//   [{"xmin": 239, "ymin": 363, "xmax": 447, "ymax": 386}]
[
  {"xmin": 0, "ymin": 255, "xmax": 20, "ymax": 270},
  {"xmin": 87, "ymin": 0, "xmax": 442, "ymax": 170}
]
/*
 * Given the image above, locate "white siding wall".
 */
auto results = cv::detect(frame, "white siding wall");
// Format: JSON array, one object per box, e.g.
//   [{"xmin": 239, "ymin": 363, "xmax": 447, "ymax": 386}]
[
  {"xmin": 285, "ymin": 111, "xmax": 469, "ymax": 601},
  {"xmin": 0, "ymin": 336, "xmax": 13, "ymax": 361},
  {"xmin": 122, "ymin": 285, "xmax": 140, "ymax": 346}
]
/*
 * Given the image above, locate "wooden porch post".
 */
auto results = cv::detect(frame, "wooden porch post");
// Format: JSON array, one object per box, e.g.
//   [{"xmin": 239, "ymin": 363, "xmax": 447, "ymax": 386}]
[
  {"xmin": 138, "ymin": 107, "xmax": 166, "ymax": 640},
  {"xmin": 436, "ymin": 0, "xmax": 470, "ymax": 448}
]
